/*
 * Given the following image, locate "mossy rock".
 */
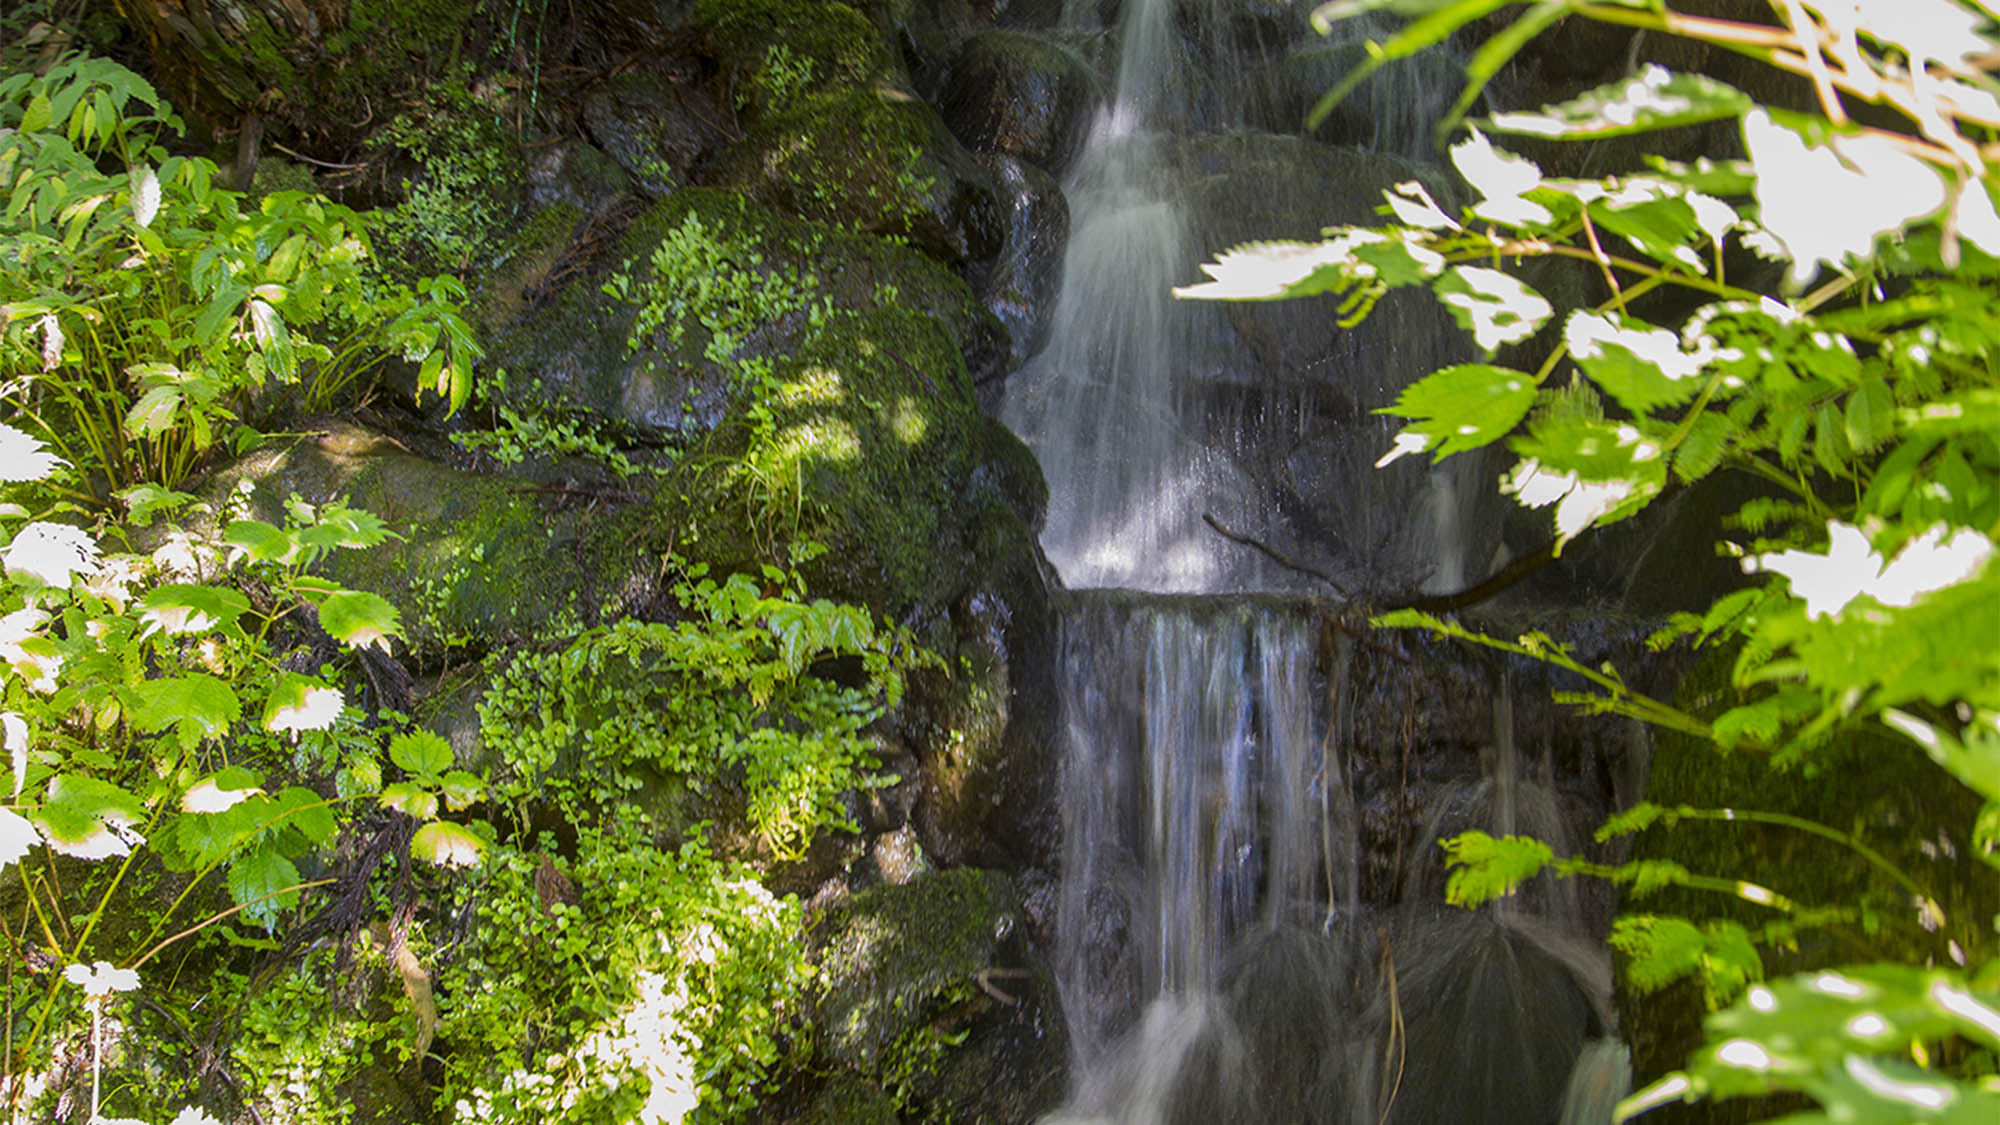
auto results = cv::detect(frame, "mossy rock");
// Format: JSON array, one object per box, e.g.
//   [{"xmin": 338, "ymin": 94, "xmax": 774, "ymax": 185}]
[
  {"xmin": 695, "ymin": 0, "xmax": 901, "ymax": 122},
  {"xmin": 581, "ymin": 68, "xmax": 730, "ymax": 198},
  {"xmin": 797, "ymin": 1074, "xmax": 903, "ymax": 1124},
  {"xmin": 702, "ymin": 86, "xmax": 1004, "ymax": 263},
  {"xmin": 811, "ymin": 867, "xmax": 1022, "ymax": 1069},
  {"xmin": 486, "ymin": 187, "xmax": 1012, "ymax": 614},
  {"xmin": 205, "ymin": 425, "xmax": 651, "ymax": 658},
  {"xmin": 466, "ymin": 202, "xmax": 584, "ymax": 339}
]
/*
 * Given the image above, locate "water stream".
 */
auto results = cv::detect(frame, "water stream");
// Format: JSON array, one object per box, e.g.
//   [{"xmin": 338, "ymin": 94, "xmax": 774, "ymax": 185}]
[{"xmin": 998, "ymin": 2, "xmax": 1630, "ymax": 1120}]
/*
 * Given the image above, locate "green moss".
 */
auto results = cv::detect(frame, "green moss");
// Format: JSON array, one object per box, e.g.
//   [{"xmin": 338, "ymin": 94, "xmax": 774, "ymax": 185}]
[
  {"xmin": 599, "ymin": 188, "xmax": 990, "ymax": 611},
  {"xmin": 812, "ymin": 868, "xmax": 1020, "ymax": 1069},
  {"xmin": 468, "ymin": 202, "xmax": 583, "ymax": 337},
  {"xmin": 705, "ymin": 87, "xmax": 949, "ymax": 243},
  {"xmin": 695, "ymin": 0, "xmax": 897, "ymax": 119}
]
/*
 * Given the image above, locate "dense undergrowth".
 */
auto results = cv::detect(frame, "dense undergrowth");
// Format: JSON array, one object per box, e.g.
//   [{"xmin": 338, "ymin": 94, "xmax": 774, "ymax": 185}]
[{"xmin": 0, "ymin": 49, "xmax": 931, "ymax": 1125}]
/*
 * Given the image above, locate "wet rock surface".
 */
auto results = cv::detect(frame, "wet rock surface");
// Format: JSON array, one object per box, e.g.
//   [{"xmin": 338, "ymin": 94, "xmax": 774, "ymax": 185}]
[{"xmin": 940, "ymin": 29, "xmax": 1096, "ymax": 173}]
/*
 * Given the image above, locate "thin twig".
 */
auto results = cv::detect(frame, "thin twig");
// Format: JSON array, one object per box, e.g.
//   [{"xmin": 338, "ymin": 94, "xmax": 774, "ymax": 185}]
[{"xmin": 1201, "ymin": 513, "xmax": 1351, "ymax": 597}]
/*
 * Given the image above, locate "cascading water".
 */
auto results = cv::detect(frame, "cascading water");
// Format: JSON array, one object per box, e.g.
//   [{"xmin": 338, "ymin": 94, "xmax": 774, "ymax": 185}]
[{"xmin": 999, "ymin": 2, "xmax": 1628, "ymax": 1120}]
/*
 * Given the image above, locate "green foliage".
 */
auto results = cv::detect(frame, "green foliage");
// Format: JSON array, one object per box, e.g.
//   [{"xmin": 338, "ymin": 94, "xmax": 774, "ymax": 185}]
[
  {"xmin": 1218, "ymin": 4, "xmax": 2000, "ymax": 1119},
  {"xmin": 367, "ymin": 76, "xmax": 524, "ymax": 278},
  {"xmin": 437, "ymin": 823, "xmax": 812, "ymax": 1124},
  {"xmin": 0, "ymin": 56, "xmax": 479, "ymax": 504},
  {"xmin": 477, "ymin": 562, "xmax": 928, "ymax": 859}
]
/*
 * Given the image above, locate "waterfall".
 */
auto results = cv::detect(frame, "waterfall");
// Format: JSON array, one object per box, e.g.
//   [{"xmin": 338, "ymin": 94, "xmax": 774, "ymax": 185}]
[{"xmin": 1001, "ymin": 1, "xmax": 1624, "ymax": 1121}]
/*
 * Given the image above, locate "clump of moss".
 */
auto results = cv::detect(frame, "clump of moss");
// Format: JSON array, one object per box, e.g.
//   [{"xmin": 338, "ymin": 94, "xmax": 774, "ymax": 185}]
[{"xmin": 695, "ymin": 0, "xmax": 898, "ymax": 119}]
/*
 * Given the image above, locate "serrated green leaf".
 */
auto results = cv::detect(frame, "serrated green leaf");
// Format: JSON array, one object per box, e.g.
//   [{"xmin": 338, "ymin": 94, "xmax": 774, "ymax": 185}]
[
  {"xmin": 269, "ymin": 785, "xmax": 336, "ymax": 845},
  {"xmin": 227, "ymin": 845, "xmax": 301, "ymax": 930},
  {"xmin": 1377, "ymin": 363, "xmax": 1538, "ymax": 461},
  {"xmin": 438, "ymin": 769, "xmax": 485, "ymax": 812},
  {"xmin": 410, "ymin": 820, "xmax": 485, "ymax": 868},
  {"xmin": 262, "ymin": 674, "xmax": 344, "ymax": 734},
  {"xmin": 34, "ymin": 774, "xmax": 146, "ymax": 859},
  {"xmin": 1439, "ymin": 830, "xmax": 1555, "ymax": 906},
  {"xmin": 223, "ymin": 519, "xmax": 294, "ymax": 564},
  {"xmin": 1434, "ymin": 266, "xmax": 1552, "ymax": 351},
  {"xmin": 1842, "ymin": 376, "xmax": 1894, "ymax": 453},
  {"xmin": 1565, "ymin": 311, "xmax": 1704, "ymax": 414},
  {"xmin": 1596, "ymin": 802, "xmax": 1666, "ymax": 841},
  {"xmin": 388, "ymin": 729, "xmax": 452, "ymax": 777},
  {"xmin": 128, "ymin": 674, "xmax": 241, "ymax": 743},
  {"xmin": 138, "ymin": 583, "xmax": 249, "ymax": 638},
  {"xmin": 1492, "ymin": 66, "xmax": 1752, "ymax": 140},
  {"xmin": 380, "ymin": 782, "xmax": 439, "ymax": 820},
  {"xmin": 316, "ymin": 590, "xmax": 400, "ymax": 652},
  {"xmin": 1674, "ymin": 411, "xmax": 1733, "ymax": 483}
]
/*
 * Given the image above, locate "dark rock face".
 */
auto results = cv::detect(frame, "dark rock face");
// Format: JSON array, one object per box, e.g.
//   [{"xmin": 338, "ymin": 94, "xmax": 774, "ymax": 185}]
[
  {"xmin": 940, "ymin": 29, "xmax": 1096, "ymax": 173},
  {"xmin": 704, "ymin": 87, "xmax": 1005, "ymax": 262},
  {"xmin": 526, "ymin": 139, "xmax": 636, "ymax": 219},
  {"xmin": 969, "ymin": 154, "xmax": 1070, "ymax": 381},
  {"xmin": 806, "ymin": 868, "xmax": 1068, "ymax": 1120},
  {"xmin": 581, "ymin": 68, "xmax": 729, "ymax": 197}
]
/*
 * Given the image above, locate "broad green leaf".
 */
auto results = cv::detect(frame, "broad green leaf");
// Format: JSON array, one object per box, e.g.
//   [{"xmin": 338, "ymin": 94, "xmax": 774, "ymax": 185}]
[
  {"xmin": 1589, "ymin": 194, "xmax": 1703, "ymax": 270},
  {"xmin": 181, "ymin": 765, "xmax": 262, "ymax": 814},
  {"xmin": 1491, "ymin": 66, "xmax": 1752, "ymax": 139},
  {"xmin": 125, "ymin": 385, "xmax": 182, "ymax": 439},
  {"xmin": 269, "ymin": 785, "xmax": 336, "ymax": 845},
  {"xmin": 223, "ymin": 519, "xmax": 294, "ymax": 564},
  {"xmin": 315, "ymin": 590, "xmax": 401, "ymax": 652},
  {"xmin": 1843, "ymin": 376, "xmax": 1895, "ymax": 452},
  {"xmin": 226, "ymin": 845, "xmax": 302, "ymax": 930},
  {"xmin": 438, "ymin": 769, "xmax": 485, "ymax": 812},
  {"xmin": 262, "ymin": 674, "xmax": 344, "ymax": 734},
  {"xmin": 128, "ymin": 674, "xmax": 242, "ymax": 743},
  {"xmin": 380, "ymin": 783, "xmax": 439, "ymax": 820},
  {"xmin": 1564, "ymin": 311, "xmax": 1704, "ymax": 413},
  {"xmin": 34, "ymin": 775, "xmax": 147, "ymax": 860},
  {"xmin": 1377, "ymin": 363, "xmax": 1537, "ymax": 462},
  {"xmin": 1434, "ymin": 266, "xmax": 1551, "ymax": 350},
  {"xmin": 388, "ymin": 729, "xmax": 452, "ymax": 777},
  {"xmin": 138, "ymin": 583, "xmax": 249, "ymax": 637},
  {"xmin": 410, "ymin": 820, "xmax": 485, "ymax": 868},
  {"xmin": 192, "ymin": 282, "xmax": 250, "ymax": 343},
  {"xmin": 20, "ymin": 93, "xmax": 53, "ymax": 134}
]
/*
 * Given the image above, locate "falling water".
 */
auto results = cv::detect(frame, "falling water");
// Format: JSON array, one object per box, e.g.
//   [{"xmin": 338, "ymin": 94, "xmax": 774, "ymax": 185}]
[{"xmin": 1002, "ymin": 0, "xmax": 1626, "ymax": 1120}]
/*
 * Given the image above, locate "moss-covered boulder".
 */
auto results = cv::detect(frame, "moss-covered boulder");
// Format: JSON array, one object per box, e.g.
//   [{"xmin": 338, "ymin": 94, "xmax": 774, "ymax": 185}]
[
  {"xmin": 811, "ymin": 868, "xmax": 1024, "ymax": 1068},
  {"xmin": 703, "ymin": 86, "xmax": 1004, "ymax": 263},
  {"xmin": 695, "ymin": 0, "xmax": 902, "ymax": 122},
  {"xmin": 582, "ymin": 67, "xmax": 730, "ymax": 198},
  {"xmin": 484, "ymin": 187, "xmax": 1016, "ymax": 613},
  {"xmin": 205, "ymin": 424, "xmax": 653, "ymax": 658}
]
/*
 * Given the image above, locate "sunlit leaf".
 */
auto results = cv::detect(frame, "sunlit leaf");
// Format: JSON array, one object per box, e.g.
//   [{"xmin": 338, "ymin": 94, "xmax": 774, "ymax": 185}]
[
  {"xmin": 1491, "ymin": 66, "xmax": 1751, "ymax": 139},
  {"xmin": 380, "ymin": 782, "xmax": 439, "ymax": 820},
  {"xmin": 1434, "ymin": 266, "xmax": 1551, "ymax": 350},
  {"xmin": 1439, "ymin": 830, "xmax": 1554, "ymax": 906},
  {"xmin": 315, "ymin": 590, "xmax": 401, "ymax": 652},
  {"xmin": 128, "ymin": 673, "xmax": 241, "ymax": 743},
  {"xmin": 227, "ymin": 845, "xmax": 301, "ymax": 930},
  {"xmin": 262, "ymin": 674, "xmax": 344, "ymax": 734},
  {"xmin": 1377, "ymin": 363, "xmax": 1537, "ymax": 462},
  {"xmin": 411, "ymin": 820, "xmax": 485, "ymax": 868},
  {"xmin": 138, "ymin": 583, "xmax": 249, "ymax": 637}
]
